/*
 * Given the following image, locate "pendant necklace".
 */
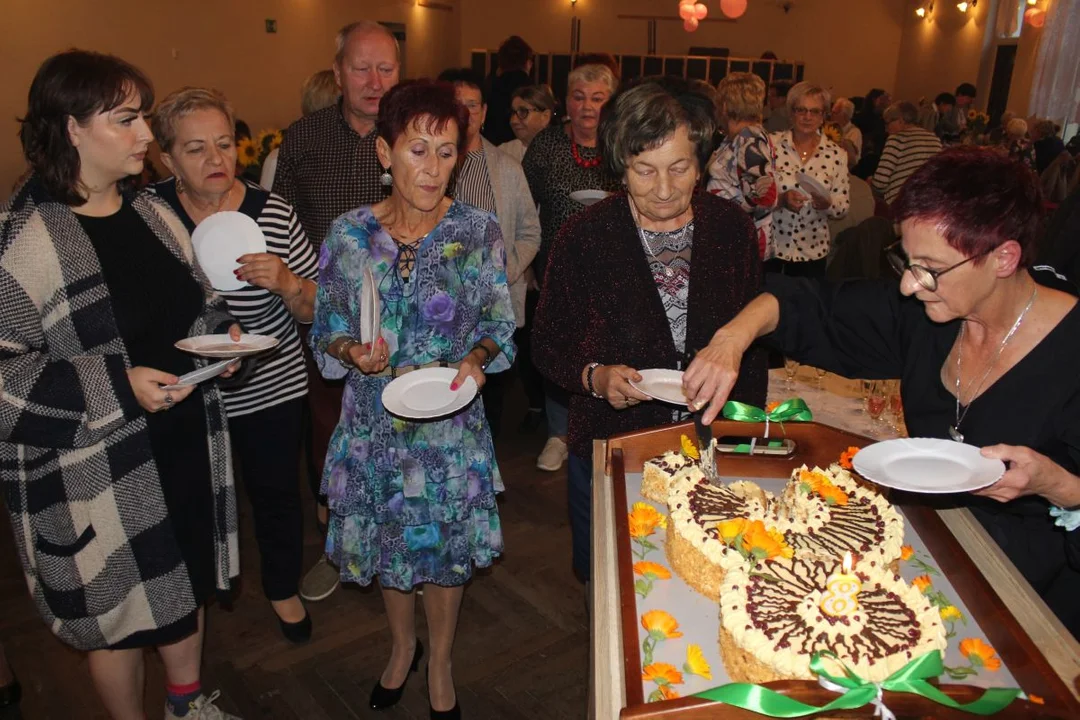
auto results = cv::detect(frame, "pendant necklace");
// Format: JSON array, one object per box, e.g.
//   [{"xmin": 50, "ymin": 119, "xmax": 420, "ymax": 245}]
[
  {"xmin": 630, "ymin": 200, "xmax": 676, "ymax": 278},
  {"xmin": 949, "ymin": 286, "xmax": 1037, "ymax": 443}
]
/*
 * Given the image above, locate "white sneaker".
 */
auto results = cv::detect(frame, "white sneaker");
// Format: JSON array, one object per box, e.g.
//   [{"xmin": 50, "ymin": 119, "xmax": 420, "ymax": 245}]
[
  {"xmin": 536, "ymin": 437, "xmax": 568, "ymax": 471},
  {"xmin": 164, "ymin": 690, "xmax": 240, "ymax": 719}
]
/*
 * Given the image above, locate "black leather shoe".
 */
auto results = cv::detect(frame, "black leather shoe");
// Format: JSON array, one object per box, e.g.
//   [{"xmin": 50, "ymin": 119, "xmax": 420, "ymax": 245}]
[
  {"xmin": 0, "ymin": 675, "xmax": 21, "ymax": 708},
  {"xmin": 426, "ymin": 666, "xmax": 461, "ymax": 720},
  {"xmin": 369, "ymin": 640, "xmax": 424, "ymax": 710},
  {"xmin": 279, "ymin": 611, "xmax": 312, "ymax": 644}
]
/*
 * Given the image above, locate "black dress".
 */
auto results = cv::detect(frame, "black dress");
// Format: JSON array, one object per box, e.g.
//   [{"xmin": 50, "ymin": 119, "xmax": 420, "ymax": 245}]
[
  {"xmin": 77, "ymin": 200, "xmax": 217, "ymax": 647},
  {"xmin": 764, "ymin": 271, "xmax": 1080, "ymax": 638}
]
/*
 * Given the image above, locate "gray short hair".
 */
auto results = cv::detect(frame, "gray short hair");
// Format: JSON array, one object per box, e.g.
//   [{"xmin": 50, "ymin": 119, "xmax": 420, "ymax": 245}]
[
  {"xmin": 335, "ymin": 21, "xmax": 400, "ymax": 65},
  {"xmin": 832, "ymin": 97, "xmax": 855, "ymax": 121},
  {"xmin": 716, "ymin": 72, "xmax": 766, "ymax": 123},
  {"xmin": 153, "ymin": 87, "xmax": 234, "ymax": 154},
  {"xmin": 786, "ymin": 82, "xmax": 831, "ymax": 116},
  {"xmin": 511, "ymin": 84, "xmax": 556, "ymax": 114},
  {"xmin": 599, "ymin": 78, "xmax": 716, "ymax": 178},
  {"xmin": 883, "ymin": 101, "xmax": 919, "ymax": 125},
  {"xmin": 567, "ymin": 64, "xmax": 618, "ymax": 95},
  {"xmin": 301, "ymin": 69, "xmax": 340, "ymax": 116}
]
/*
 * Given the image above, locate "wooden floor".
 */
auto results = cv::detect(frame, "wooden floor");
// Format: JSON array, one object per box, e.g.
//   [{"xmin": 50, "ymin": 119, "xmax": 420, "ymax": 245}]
[{"xmin": 0, "ymin": 376, "xmax": 590, "ymax": 719}]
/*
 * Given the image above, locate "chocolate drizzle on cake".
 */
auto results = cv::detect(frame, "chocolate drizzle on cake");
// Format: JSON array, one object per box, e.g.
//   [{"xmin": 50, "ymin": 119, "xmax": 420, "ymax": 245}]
[
  {"xmin": 688, "ymin": 483, "xmax": 751, "ymax": 538},
  {"xmin": 785, "ymin": 500, "xmax": 884, "ymax": 555}
]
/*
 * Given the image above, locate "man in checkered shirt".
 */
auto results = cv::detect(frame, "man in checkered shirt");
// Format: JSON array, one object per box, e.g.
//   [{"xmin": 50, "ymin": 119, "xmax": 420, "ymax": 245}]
[{"xmin": 273, "ymin": 20, "xmax": 399, "ymax": 602}]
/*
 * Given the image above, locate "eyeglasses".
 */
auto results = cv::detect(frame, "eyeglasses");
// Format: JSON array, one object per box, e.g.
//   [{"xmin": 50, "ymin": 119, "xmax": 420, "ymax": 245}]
[
  {"xmin": 511, "ymin": 106, "xmax": 540, "ymax": 120},
  {"xmin": 885, "ymin": 241, "xmax": 990, "ymax": 291},
  {"xmin": 793, "ymin": 107, "xmax": 825, "ymax": 117}
]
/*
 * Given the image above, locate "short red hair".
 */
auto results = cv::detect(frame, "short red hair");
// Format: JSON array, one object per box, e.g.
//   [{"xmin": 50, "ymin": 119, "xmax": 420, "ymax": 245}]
[
  {"xmin": 376, "ymin": 79, "xmax": 468, "ymax": 153},
  {"xmin": 892, "ymin": 146, "xmax": 1043, "ymax": 266}
]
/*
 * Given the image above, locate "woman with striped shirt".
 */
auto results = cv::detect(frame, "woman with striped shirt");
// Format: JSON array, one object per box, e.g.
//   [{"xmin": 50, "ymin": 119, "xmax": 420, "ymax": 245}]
[{"xmin": 152, "ymin": 87, "xmax": 318, "ymax": 643}]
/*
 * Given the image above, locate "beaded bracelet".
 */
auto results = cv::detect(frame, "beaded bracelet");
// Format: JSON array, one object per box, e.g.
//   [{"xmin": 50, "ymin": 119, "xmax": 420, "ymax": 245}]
[
  {"xmin": 1050, "ymin": 505, "xmax": 1080, "ymax": 532},
  {"xmin": 586, "ymin": 362, "xmax": 604, "ymax": 399},
  {"xmin": 335, "ymin": 338, "xmax": 361, "ymax": 367}
]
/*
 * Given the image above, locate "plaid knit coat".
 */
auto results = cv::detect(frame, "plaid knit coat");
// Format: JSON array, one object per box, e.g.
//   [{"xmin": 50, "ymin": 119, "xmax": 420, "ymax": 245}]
[{"xmin": 0, "ymin": 177, "xmax": 240, "ymax": 651}]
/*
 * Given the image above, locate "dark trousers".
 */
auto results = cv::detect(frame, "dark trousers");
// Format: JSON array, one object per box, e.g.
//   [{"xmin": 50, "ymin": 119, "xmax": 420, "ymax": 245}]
[
  {"xmin": 229, "ymin": 397, "xmax": 305, "ymax": 601},
  {"xmin": 299, "ymin": 331, "xmax": 344, "ymax": 505},
  {"xmin": 568, "ymin": 453, "xmax": 592, "ymax": 582},
  {"xmin": 517, "ymin": 290, "xmax": 545, "ymax": 411},
  {"xmin": 764, "ymin": 256, "xmax": 828, "ymax": 278},
  {"xmin": 481, "ymin": 371, "xmax": 506, "ymax": 441}
]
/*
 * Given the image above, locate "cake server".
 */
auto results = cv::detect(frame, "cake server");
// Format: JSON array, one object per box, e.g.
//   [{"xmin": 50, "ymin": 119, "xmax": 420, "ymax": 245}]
[{"xmin": 693, "ymin": 409, "xmax": 719, "ymax": 483}]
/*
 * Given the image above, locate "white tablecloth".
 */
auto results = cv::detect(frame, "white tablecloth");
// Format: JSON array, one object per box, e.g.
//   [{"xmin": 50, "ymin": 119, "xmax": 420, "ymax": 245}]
[{"xmin": 766, "ymin": 367, "xmax": 902, "ymax": 441}]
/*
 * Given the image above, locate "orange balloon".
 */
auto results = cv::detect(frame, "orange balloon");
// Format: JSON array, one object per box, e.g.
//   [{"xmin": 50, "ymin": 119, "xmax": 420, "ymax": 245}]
[
  {"xmin": 684, "ymin": 16, "xmax": 700, "ymax": 31},
  {"xmin": 679, "ymin": 3, "xmax": 694, "ymax": 20},
  {"xmin": 1025, "ymin": 7, "xmax": 1046, "ymax": 27},
  {"xmin": 694, "ymin": 3, "xmax": 709, "ymax": 20},
  {"xmin": 720, "ymin": 0, "xmax": 748, "ymax": 19}
]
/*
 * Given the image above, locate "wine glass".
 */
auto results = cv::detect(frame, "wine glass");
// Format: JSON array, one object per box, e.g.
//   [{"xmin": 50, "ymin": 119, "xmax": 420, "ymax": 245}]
[
  {"xmin": 866, "ymin": 381, "xmax": 887, "ymax": 422},
  {"xmin": 815, "ymin": 366, "xmax": 827, "ymax": 389},
  {"xmin": 860, "ymin": 379, "xmax": 873, "ymax": 412},
  {"xmin": 784, "ymin": 358, "xmax": 800, "ymax": 387},
  {"xmin": 888, "ymin": 382, "xmax": 905, "ymax": 433}
]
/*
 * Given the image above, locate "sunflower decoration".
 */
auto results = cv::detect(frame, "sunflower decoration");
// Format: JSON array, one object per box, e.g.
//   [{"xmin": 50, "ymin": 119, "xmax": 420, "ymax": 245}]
[
  {"xmin": 967, "ymin": 109, "xmax": 978, "ymax": 121},
  {"xmin": 255, "ymin": 128, "xmax": 284, "ymax": 154},
  {"xmin": 822, "ymin": 121, "xmax": 843, "ymax": 145},
  {"xmin": 236, "ymin": 137, "xmax": 260, "ymax": 167}
]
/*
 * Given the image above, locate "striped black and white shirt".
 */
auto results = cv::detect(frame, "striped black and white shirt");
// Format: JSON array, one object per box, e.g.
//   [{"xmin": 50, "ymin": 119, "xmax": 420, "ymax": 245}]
[
  {"xmin": 454, "ymin": 149, "xmax": 497, "ymax": 214},
  {"xmin": 152, "ymin": 178, "xmax": 319, "ymax": 417},
  {"xmin": 872, "ymin": 128, "xmax": 943, "ymax": 204}
]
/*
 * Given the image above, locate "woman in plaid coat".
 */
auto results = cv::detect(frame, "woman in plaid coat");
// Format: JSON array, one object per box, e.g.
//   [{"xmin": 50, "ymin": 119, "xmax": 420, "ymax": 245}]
[{"xmin": 1, "ymin": 51, "xmax": 241, "ymax": 719}]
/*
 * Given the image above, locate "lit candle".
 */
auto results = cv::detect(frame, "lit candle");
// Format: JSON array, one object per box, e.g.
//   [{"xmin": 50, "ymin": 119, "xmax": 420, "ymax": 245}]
[{"xmin": 820, "ymin": 551, "xmax": 862, "ymax": 618}]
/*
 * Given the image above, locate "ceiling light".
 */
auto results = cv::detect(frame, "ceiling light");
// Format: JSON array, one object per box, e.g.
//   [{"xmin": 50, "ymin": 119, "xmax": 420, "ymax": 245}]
[{"xmin": 916, "ymin": 6, "xmax": 926, "ymax": 16}]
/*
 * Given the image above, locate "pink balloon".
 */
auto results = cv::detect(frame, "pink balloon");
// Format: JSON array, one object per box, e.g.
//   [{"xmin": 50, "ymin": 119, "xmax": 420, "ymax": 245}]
[
  {"xmin": 679, "ymin": 4, "xmax": 694, "ymax": 20},
  {"xmin": 1025, "ymin": 7, "xmax": 1045, "ymax": 27},
  {"xmin": 684, "ymin": 16, "xmax": 700, "ymax": 31},
  {"xmin": 694, "ymin": 3, "xmax": 709, "ymax": 20},
  {"xmin": 720, "ymin": 0, "xmax": 748, "ymax": 19}
]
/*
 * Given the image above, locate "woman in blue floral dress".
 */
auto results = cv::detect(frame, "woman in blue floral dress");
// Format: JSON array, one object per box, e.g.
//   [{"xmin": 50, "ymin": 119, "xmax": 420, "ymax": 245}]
[{"xmin": 309, "ymin": 80, "xmax": 515, "ymax": 719}]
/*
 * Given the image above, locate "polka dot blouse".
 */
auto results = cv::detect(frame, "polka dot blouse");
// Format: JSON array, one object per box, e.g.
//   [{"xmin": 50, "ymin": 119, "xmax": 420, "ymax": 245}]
[{"xmin": 769, "ymin": 131, "xmax": 851, "ymax": 262}]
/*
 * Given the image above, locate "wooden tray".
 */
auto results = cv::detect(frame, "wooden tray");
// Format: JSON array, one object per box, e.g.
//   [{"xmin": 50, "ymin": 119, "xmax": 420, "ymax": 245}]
[{"xmin": 606, "ymin": 420, "xmax": 1079, "ymax": 719}]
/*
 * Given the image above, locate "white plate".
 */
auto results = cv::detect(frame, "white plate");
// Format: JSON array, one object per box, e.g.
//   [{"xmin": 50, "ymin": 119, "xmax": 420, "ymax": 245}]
[
  {"xmin": 629, "ymin": 369, "xmax": 688, "ymax": 406},
  {"xmin": 360, "ymin": 267, "xmax": 381, "ymax": 347},
  {"xmin": 161, "ymin": 358, "xmax": 238, "ymax": 391},
  {"xmin": 191, "ymin": 211, "xmax": 267, "ymax": 291},
  {"xmin": 381, "ymin": 367, "xmax": 478, "ymax": 420},
  {"xmin": 795, "ymin": 171, "xmax": 830, "ymax": 202},
  {"xmin": 852, "ymin": 438, "xmax": 1005, "ymax": 494},
  {"xmin": 175, "ymin": 333, "xmax": 280, "ymax": 358},
  {"xmin": 569, "ymin": 189, "xmax": 611, "ymax": 206}
]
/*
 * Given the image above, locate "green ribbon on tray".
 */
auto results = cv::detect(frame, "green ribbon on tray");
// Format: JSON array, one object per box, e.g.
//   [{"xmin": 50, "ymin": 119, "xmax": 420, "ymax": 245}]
[
  {"xmin": 692, "ymin": 650, "xmax": 1023, "ymax": 719},
  {"xmin": 721, "ymin": 398, "xmax": 812, "ymax": 453}
]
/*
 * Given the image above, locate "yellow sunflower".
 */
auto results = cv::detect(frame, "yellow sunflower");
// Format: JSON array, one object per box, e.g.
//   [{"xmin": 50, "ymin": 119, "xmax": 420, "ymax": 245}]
[
  {"xmin": 683, "ymin": 643, "xmax": 713, "ymax": 680},
  {"xmin": 236, "ymin": 137, "xmax": 259, "ymax": 167},
  {"xmin": 641, "ymin": 610, "xmax": 683, "ymax": 640}
]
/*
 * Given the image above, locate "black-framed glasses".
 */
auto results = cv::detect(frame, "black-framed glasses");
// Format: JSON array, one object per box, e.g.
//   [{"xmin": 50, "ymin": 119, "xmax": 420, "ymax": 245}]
[
  {"xmin": 510, "ymin": 106, "xmax": 540, "ymax": 120},
  {"xmin": 885, "ymin": 241, "xmax": 989, "ymax": 292},
  {"xmin": 792, "ymin": 106, "xmax": 825, "ymax": 117}
]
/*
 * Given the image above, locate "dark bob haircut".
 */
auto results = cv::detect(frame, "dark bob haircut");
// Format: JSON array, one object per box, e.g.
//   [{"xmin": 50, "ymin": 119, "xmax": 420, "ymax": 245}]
[
  {"xmin": 497, "ymin": 35, "xmax": 534, "ymax": 73},
  {"xmin": 892, "ymin": 146, "xmax": 1043, "ymax": 267},
  {"xmin": 598, "ymin": 76, "xmax": 716, "ymax": 179},
  {"xmin": 377, "ymin": 80, "xmax": 469, "ymax": 154},
  {"xmin": 19, "ymin": 49, "xmax": 153, "ymax": 206},
  {"xmin": 436, "ymin": 67, "xmax": 487, "ymax": 105}
]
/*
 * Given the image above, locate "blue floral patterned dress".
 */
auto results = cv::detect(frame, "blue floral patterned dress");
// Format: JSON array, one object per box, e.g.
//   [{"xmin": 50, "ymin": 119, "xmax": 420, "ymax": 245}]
[{"xmin": 310, "ymin": 201, "xmax": 516, "ymax": 590}]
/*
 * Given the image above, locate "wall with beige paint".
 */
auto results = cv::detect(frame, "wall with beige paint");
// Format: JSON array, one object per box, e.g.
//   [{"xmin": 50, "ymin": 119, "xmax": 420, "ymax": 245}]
[
  {"xmin": 457, "ymin": 0, "xmax": 907, "ymax": 100},
  {"xmin": 0, "ymin": 0, "xmax": 461, "ymax": 192}
]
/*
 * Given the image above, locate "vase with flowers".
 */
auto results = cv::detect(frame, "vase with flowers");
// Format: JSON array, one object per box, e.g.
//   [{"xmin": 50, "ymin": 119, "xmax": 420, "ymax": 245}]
[{"xmin": 237, "ymin": 128, "xmax": 283, "ymax": 182}]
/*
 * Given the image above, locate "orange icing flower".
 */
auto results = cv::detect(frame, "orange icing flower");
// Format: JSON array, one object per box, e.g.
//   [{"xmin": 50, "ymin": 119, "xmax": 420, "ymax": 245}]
[
  {"xmin": 684, "ymin": 643, "xmax": 713, "ymax": 680},
  {"xmin": 717, "ymin": 517, "xmax": 749, "ymax": 545},
  {"xmin": 659, "ymin": 685, "xmax": 681, "ymax": 700},
  {"xmin": 742, "ymin": 520, "xmax": 794, "ymax": 560},
  {"xmin": 912, "ymin": 575, "xmax": 933, "ymax": 593},
  {"xmin": 839, "ymin": 446, "xmax": 860, "ymax": 469},
  {"xmin": 642, "ymin": 610, "xmax": 684, "ymax": 640},
  {"xmin": 642, "ymin": 662, "xmax": 684, "ymax": 686},
  {"xmin": 679, "ymin": 434, "xmax": 700, "ymax": 460},
  {"xmin": 815, "ymin": 482, "xmax": 849, "ymax": 507},
  {"xmin": 629, "ymin": 503, "xmax": 665, "ymax": 538},
  {"xmin": 959, "ymin": 638, "xmax": 1001, "ymax": 671},
  {"xmin": 900, "ymin": 545, "xmax": 914, "ymax": 561},
  {"xmin": 634, "ymin": 561, "xmax": 672, "ymax": 580}
]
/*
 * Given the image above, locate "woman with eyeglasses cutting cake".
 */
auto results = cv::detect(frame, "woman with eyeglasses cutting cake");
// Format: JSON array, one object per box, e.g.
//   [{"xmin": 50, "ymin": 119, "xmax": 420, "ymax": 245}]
[{"xmin": 684, "ymin": 146, "xmax": 1080, "ymax": 638}]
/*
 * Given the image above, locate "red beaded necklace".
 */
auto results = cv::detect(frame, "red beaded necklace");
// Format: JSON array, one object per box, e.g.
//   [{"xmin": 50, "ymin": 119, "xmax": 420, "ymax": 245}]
[{"xmin": 569, "ymin": 129, "xmax": 601, "ymax": 169}]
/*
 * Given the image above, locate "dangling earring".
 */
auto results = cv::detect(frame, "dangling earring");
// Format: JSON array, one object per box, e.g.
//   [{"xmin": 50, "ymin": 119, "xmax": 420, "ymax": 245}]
[
  {"xmin": 380, "ymin": 167, "xmax": 393, "ymax": 186},
  {"xmin": 175, "ymin": 176, "xmax": 186, "ymax": 194}
]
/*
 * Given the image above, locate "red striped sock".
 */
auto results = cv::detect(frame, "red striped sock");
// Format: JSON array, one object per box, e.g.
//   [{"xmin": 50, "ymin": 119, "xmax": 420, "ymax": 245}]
[{"xmin": 165, "ymin": 681, "xmax": 202, "ymax": 717}]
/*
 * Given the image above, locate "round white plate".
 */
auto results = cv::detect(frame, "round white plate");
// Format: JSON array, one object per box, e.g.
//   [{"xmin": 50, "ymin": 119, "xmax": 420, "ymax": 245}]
[
  {"xmin": 191, "ymin": 211, "xmax": 267, "ymax": 291},
  {"xmin": 569, "ymin": 189, "xmax": 611, "ymax": 206},
  {"xmin": 381, "ymin": 367, "xmax": 478, "ymax": 420},
  {"xmin": 795, "ymin": 171, "xmax": 830, "ymax": 202},
  {"xmin": 175, "ymin": 334, "xmax": 280, "ymax": 358},
  {"xmin": 629, "ymin": 369, "xmax": 688, "ymax": 406},
  {"xmin": 852, "ymin": 438, "xmax": 1006, "ymax": 494},
  {"xmin": 161, "ymin": 357, "xmax": 238, "ymax": 391},
  {"xmin": 360, "ymin": 267, "xmax": 381, "ymax": 346}
]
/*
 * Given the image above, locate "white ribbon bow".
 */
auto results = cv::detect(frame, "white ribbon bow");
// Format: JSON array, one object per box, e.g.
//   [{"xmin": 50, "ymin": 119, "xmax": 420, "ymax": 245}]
[{"xmin": 817, "ymin": 675, "xmax": 896, "ymax": 720}]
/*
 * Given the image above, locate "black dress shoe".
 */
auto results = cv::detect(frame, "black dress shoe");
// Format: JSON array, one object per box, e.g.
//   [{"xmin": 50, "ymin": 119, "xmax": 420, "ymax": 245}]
[
  {"xmin": 279, "ymin": 611, "xmax": 312, "ymax": 644},
  {"xmin": 0, "ymin": 675, "xmax": 21, "ymax": 708},
  {"xmin": 426, "ymin": 666, "xmax": 461, "ymax": 720},
  {"xmin": 369, "ymin": 640, "xmax": 424, "ymax": 710}
]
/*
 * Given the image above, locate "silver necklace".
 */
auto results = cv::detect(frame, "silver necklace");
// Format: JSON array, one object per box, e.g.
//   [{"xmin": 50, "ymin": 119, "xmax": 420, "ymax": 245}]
[
  {"xmin": 949, "ymin": 286, "xmax": 1037, "ymax": 443},
  {"xmin": 630, "ymin": 199, "xmax": 681, "ymax": 278}
]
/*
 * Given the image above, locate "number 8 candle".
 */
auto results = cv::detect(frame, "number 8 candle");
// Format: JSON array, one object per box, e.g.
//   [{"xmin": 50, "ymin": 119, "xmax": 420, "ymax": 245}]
[{"xmin": 821, "ymin": 551, "xmax": 861, "ymax": 618}]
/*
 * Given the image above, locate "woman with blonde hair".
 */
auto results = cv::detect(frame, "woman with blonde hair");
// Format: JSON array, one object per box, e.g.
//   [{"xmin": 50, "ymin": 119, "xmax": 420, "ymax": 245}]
[
  {"xmin": 260, "ymin": 70, "xmax": 341, "ymax": 189},
  {"xmin": 708, "ymin": 71, "xmax": 778, "ymax": 260}
]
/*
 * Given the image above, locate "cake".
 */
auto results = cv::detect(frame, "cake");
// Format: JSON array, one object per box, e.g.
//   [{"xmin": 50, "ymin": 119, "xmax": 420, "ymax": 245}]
[
  {"xmin": 718, "ymin": 554, "xmax": 947, "ymax": 683},
  {"xmin": 641, "ymin": 438, "xmax": 700, "ymax": 504},
  {"xmin": 663, "ymin": 464, "xmax": 904, "ymax": 600}
]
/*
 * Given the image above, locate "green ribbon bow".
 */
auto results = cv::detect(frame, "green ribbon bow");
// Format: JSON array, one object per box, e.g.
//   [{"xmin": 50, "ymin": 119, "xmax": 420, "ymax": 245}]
[
  {"xmin": 692, "ymin": 650, "xmax": 1023, "ymax": 718},
  {"xmin": 722, "ymin": 398, "xmax": 814, "ymax": 425}
]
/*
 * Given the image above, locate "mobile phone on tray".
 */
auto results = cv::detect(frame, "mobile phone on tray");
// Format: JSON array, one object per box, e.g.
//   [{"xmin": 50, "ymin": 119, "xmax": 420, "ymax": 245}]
[{"xmin": 716, "ymin": 436, "xmax": 796, "ymax": 457}]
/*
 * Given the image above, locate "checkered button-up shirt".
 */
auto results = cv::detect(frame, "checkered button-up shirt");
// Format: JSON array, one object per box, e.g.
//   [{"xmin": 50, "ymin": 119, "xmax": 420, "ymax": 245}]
[{"xmin": 273, "ymin": 101, "xmax": 390, "ymax": 250}]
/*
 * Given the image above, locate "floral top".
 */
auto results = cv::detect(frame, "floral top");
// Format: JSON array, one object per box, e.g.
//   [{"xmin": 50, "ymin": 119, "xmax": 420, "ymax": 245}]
[
  {"xmin": 309, "ymin": 200, "xmax": 516, "ymax": 532},
  {"xmin": 707, "ymin": 125, "xmax": 778, "ymax": 260},
  {"xmin": 770, "ymin": 131, "xmax": 851, "ymax": 262}
]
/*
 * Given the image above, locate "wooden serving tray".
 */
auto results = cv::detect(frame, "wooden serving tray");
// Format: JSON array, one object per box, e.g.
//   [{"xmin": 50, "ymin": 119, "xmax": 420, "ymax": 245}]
[{"xmin": 605, "ymin": 420, "xmax": 1079, "ymax": 719}]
